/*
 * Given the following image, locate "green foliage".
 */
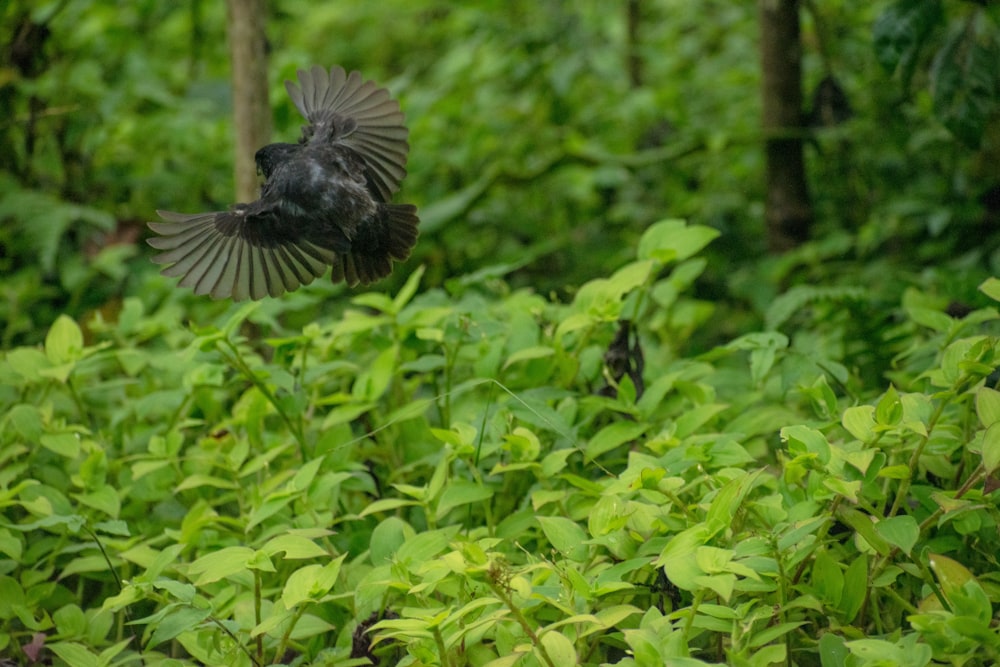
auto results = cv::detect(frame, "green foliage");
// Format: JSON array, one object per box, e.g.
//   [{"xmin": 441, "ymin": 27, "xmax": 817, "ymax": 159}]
[
  {"xmin": 2, "ymin": 2, "xmax": 1000, "ymax": 663},
  {"xmin": 874, "ymin": 0, "xmax": 1000, "ymax": 147},
  {"xmin": 4, "ymin": 223, "xmax": 1000, "ymax": 665}
]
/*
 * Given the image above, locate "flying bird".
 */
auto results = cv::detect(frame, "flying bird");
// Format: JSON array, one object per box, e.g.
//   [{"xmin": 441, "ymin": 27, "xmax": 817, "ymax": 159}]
[{"xmin": 147, "ymin": 65, "xmax": 419, "ymax": 300}]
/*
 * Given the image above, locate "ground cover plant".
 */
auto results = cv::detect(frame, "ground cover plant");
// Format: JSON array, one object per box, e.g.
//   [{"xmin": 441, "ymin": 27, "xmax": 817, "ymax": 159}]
[
  {"xmin": 4, "ymin": 219, "xmax": 1000, "ymax": 666},
  {"xmin": 4, "ymin": 0, "xmax": 1000, "ymax": 665}
]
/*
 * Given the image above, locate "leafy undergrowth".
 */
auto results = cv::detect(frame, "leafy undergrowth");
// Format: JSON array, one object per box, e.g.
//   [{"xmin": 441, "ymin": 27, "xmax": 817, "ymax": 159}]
[{"xmin": 3, "ymin": 220, "xmax": 1000, "ymax": 666}]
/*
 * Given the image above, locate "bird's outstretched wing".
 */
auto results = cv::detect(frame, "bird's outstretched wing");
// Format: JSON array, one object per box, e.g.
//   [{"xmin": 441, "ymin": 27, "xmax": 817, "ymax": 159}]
[
  {"xmin": 147, "ymin": 209, "xmax": 339, "ymax": 301},
  {"xmin": 285, "ymin": 65, "xmax": 409, "ymax": 202}
]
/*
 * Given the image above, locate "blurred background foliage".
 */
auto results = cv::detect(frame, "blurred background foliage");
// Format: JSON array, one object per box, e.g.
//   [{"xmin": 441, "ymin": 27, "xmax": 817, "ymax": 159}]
[{"xmin": 1, "ymin": 0, "xmax": 999, "ymax": 351}]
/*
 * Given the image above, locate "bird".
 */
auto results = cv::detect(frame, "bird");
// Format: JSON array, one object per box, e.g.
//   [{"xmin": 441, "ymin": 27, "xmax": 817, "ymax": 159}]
[{"xmin": 146, "ymin": 65, "xmax": 419, "ymax": 301}]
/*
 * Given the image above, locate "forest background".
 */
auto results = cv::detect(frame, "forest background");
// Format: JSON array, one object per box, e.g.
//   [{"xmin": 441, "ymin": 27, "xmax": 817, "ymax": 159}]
[{"xmin": 2, "ymin": 1, "xmax": 1000, "ymax": 666}]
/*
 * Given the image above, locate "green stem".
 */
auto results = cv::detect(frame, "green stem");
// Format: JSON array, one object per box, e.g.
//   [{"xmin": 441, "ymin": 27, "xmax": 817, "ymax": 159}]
[
  {"xmin": 218, "ymin": 339, "xmax": 307, "ymax": 459},
  {"xmin": 273, "ymin": 604, "xmax": 308, "ymax": 665},
  {"xmin": 485, "ymin": 575, "xmax": 557, "ymax": 667},
  {"xmin": 254, "ymin": 569, "xmax": 264, "ymax": 663}
]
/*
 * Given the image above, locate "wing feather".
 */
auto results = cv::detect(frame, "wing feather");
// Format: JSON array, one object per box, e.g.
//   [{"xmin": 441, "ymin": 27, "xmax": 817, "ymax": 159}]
[{"xmin": 285, "ymin": 65, "xmax": 410, "ymax": 201}]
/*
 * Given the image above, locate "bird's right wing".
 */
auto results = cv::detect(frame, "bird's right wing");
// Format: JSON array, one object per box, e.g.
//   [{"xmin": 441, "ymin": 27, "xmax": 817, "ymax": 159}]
[
  {"xmin": 285, "ymin": 65, "xmax": 409, "ymax": 202},
  {"xmin": 147, "ymin": 209, "xmax": 338, "ymax": 301}
]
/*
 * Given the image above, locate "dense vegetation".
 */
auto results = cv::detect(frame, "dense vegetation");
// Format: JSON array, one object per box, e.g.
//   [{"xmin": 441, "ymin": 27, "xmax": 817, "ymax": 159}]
[{"xmin": 2, "ymin": 1, "xmax": 1000, "ymax": 666}]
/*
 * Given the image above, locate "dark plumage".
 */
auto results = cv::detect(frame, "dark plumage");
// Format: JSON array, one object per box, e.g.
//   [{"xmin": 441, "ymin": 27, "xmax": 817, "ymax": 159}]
[{"xmin": 147, "ymin": 65, "xmax": 419, "ymax": 300}]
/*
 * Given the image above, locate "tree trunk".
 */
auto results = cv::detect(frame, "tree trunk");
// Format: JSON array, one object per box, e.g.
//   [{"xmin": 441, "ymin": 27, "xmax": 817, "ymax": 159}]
[
  {"xmin": 226, "ymin": 0, "xmax": 271, "ymax": 203},
  {"xmin": 759, "ymin": 0, "xmax": 812, "ymax": 252}
]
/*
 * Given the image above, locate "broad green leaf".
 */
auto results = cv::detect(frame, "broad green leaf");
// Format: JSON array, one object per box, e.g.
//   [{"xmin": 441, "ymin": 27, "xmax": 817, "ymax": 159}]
[
  {"xmin": 538, "ymin": 630, "xmax": 577, "ymax": 666},
  {"xmin": 395, "ymin": 528, "xmax": 457, "ymax": 568},
  {"xmin": 876, "ymin": 515, "xmax": 918, "ymax": 555},
  {"xmin": 47, "ymin": 642, "xmax": 99, "ymax": 667},
  {"xmin": 503, "ymin": 345, "xmax": 555, "ymax": 369},
  {"xmin": 352, "ymin": 345, "xmax": 398, "ymax": 401},
  {"xmin": 840, "ymin": 554, "xmax": 868, "ymax": 622},
  {"xmin": 928, "ymin": 553, "xmax": 976, "ymax": 601},
  {"xmin": 812, "ymin": 550, "xmax": 844, "ymax": 607},
  {"xmin": 705, "ymin": 469, "xmax": 762, "ymax": 528},
  {"xmin": 837, "ymin": 508, "xmax": 890, "ymax": 556},
  {"xmin": 435, "ymin": 481, "xmax": 494, "ymax": 521},
  {"xmin": 188, "ymin": 546, "xmax": 255, "ymax": 585},
  {"xmin": 819, "ymin": 633, "xmax": 849, "ymax": 667},
  {"xmin": 748, "ymin": 621, "xmax": 806, "ymax": 648},
  {"xmin": 976, "ymin": 386, "xmax": 1000, "ymax": 427},
  {"xmin": 146, "ymin": 606, "xmax": 211, "ymax": 649},
  {"xmin": 875, "ymin": 385, "xmax": 902, "ymax": 427},
  {"xmin": 585, "ymin": 421, "xmax": 648, "ymax": 461},
  {"xmin": 263, "ymin": 534, "xmax": 328, "ymax": 560},
  {"xmin": 781, "ymin": 425, "xmax": 831, "ymax": 465},
  {"xmin": 842, "ymin": 405, "xmax": 875, "ymax": 441},
  {"xmin": 979, "ymin": 277, "xmax": 1000, "ymax": 303},
  {"xmin": 45, "ymin": 314, "xmax": 83, "ymax": 366},
  {"xmin": 537, "ymin": 516, "xmax": 588, "ymax": 561},
  {"xmin": 153, "ymin": 579, "xmax": 196, "ymax": 603},
  {"xmin": 53, "ymin": 603, "xmax": 86, "ymax": 637},
  {"xmin": 283, "ymin": 564, "xmax": 323, "ymax": 608},
  {"xmin": 40, "ymin": 432, "xmax": 81, "ymax": 458},
  {"xmin": 638, "ymin": 219, "xmax": 719, "ymax": 263},
  {"xmin": 6, "ymin": 404, "xmax": 43, "ymax": 441},
  {"xmin": 693, "ymin": 573, "xmax": 735, "ymax": 601},
  {"xmin": 982, "ymin": 422, "xmax": 1000, "ymax": 474},
  {"xmin": 654, "ymin": 523, "xmax": 718, "ymax": 590}
]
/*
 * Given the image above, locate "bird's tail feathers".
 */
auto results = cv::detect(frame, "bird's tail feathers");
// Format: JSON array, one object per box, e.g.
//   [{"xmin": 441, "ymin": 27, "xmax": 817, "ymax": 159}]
[{"xmin": 332, "ymin": 204, "xmax": 419, "ymax": 287}]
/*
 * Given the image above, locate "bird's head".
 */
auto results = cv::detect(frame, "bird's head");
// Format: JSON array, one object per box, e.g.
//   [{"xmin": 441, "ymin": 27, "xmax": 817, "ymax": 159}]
[{"xmin": 254, "ymin": 143, "xmax": 300, "ymax": 179}]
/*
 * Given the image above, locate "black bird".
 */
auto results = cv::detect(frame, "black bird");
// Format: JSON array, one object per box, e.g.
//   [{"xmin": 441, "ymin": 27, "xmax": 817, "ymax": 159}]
[{"xmin": 147, "ymin": 65, "xmax": 419, "ymax": 300}]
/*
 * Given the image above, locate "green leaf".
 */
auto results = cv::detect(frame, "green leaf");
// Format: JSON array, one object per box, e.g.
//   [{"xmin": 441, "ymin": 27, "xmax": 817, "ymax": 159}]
[
  {"xmin": 146, "ymin": 606, "xmax": 211, "ymax": 649},
  {"xmin": 263, "ymin": 534, "xmax": 328, "ymax": 560},
  {"xmin": 812, "ymin": 550, "xmax": 844, "ymax": 607},
  {"xmin": 840, "ymin": 554, "xmax": 868, "ymax": 622},
  {"xmin": 537, "ymin": 516, "xmax": 589, "ymax": 561},
  {"xmin": 6, "ymin": 404, "xmax": 43, "ymax": 441},
  {"xmin": 352, "ymin": 345, "xmax": 398, "ymax": 401},
  {"xmin": 819, "ymin": 633, "xmax": 849, "ymax": 667},
  {"xmin": 188, "ymin": 546, "xmax": 255, "ymax": 585},
  {"xmin": 982, "ymin": 422, "xmax": 1000, "ymax": 474},
  {"xmin": 395, "ymin": 528, "xmax": 456, "ymax": 568},
  {"xmin": 637, "ymin": 219, "xmax": 719, "ymax": 263},
  {"xmin": 47, "ymin": 642, "xmax": 99, "ymax": 667},
  {"xmin": 875, "ymin": 385, "xmax": 903, "ymax": 427},
  {"xmin": 781, "ymin": 425, "xmax": 831, "ymax": 465},
  {"xmin": 873, "ymin": 0, "xmax": 943, "ymax": 81},
  {"xmin": 45, "ymin": 315, "xmax": 84, "ymax": 366},
  {"xmin": 842, "ymin": 405, "xmax": 876, "ymax": 441},
  {"xmin": 654, "ymin": 523, "xmax": 718, "ymax": 590},
  {"xmin": 931, "ymin": 14, "xmax": 1000, "ymax": 147},
  {"xmin": 538, "ymin": 630, "xmax": 577, "ymax": 666},
  {"xmin": 875, "ymin": 515, "xmax": 919, "ymax": 555},
  {"xmin": 40, "ymin": 432, "xmax": 81, "ymax": 458},
  {"xmin": 837, "ymin": 507, "xmax": 890, "ymax": 556},
  {"xmin": 585, "ymin": 421, "xmax": 649, "ymax": 461},
  {"xmin": 434, "ymin": 481, "xmax": 494, "ymax": 521},
  {"xmin": 503, "ymin": 345, "xmax": 555, "ymax": 369},
  {"xmin": 979, "ymin": 277, "xmax": 1000, "ymax": 303},
  {"xmin": 976, "ymin": 386, "xmax": 1000, "ymax": 427}
]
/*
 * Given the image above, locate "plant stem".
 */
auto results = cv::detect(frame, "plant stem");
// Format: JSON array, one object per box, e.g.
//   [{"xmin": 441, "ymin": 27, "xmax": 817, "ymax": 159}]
[
  {"xmin": 218, "ymin": 338, "xmax": 307, "ymax": 459},
  {"xmin": 485, "ymin": 575, "xmax": 557, "ymax": 667}
]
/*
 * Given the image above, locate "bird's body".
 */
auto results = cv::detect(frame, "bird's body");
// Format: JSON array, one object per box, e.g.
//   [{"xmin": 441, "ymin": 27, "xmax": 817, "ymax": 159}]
[{"xmin": 147, "ymin": 66, "xmax": 418, "ymax": 300}]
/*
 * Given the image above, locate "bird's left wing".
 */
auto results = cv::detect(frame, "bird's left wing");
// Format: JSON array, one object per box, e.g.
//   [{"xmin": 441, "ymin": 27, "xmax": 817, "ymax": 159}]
[
  {"xmin": 285, "ymin": 65, "xmax": 409, "ymax": 202},
  {"xmin": 147, "ymin": 209, "xmax": 338, "ymax": 301}
]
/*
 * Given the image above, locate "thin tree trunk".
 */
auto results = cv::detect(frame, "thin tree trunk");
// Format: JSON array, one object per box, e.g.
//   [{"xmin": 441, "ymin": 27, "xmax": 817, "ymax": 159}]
[
  {"xmin": 759, "ymin": 0, "xmax": 812, "ymax": 251},
  {"xmin": 226, "ymin": 0, "xmax": 271, "ymax": 203}
]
